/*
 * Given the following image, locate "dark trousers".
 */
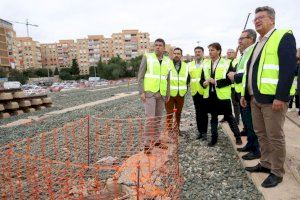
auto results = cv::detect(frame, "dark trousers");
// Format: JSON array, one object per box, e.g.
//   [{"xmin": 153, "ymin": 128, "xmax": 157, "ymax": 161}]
[
  {"xmin": 231, "ymin": 88, "xmax": 241, "ymax": 124},
  {"xmin": 209, "ymin": 92, "xmax": 241, "ymax": 140},
  {"xmin": 192, "ymin": 93, "xmax": 208, "ymax": 135},
  {"xmin": 288, "ymin": 94, "xmax": 299, "ymax": 109},
  {"xmin": 241, "ymin": 101, "xmax": 260, "ymax": 155}
]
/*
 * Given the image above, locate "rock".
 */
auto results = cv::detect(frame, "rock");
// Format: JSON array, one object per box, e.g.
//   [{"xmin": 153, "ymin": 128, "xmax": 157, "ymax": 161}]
[{"xmin": 96, "ymin": 156, "xmax": 118, "ymax": 165}]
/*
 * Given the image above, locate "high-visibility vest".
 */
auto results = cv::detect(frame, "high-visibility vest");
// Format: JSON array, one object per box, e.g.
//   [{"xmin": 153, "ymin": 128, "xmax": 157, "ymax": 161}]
[
  {"xmin": 234, "ymin": 45, "xmax": 255, "ymax": 93},
  {"xmin": 188, "ymin": 59, "xmax": 205, "ymax": 96},
  {"xmin": 170, "ymin": 61, "xmax": 188, "ymax": 97},
  {"xmin": 241, "ymin": 29, "xmax": 296, "ymax": 96},
  {"xmin": 203, "ymin": 58, "xmax": 232, "ymax": 100},
  {"xmin": 143, "ymin": 53, "xmax": 171, "ymax": 96}
]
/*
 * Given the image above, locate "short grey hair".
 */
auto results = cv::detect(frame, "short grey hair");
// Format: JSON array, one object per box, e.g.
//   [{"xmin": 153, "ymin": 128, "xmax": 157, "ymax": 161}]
[
  {"xmin": 243, "ymin": 29, "xmax": 257, "ymax": 43},
  {"xmin": 255, "ymin": 6, "xmax": 275, "ymax": 19}
]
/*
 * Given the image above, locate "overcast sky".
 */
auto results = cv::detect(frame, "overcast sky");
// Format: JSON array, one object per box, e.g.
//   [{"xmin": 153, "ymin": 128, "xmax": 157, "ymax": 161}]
[{"xmin": 1, "ymin": 0, "xmax": 299, "ymax": 55}]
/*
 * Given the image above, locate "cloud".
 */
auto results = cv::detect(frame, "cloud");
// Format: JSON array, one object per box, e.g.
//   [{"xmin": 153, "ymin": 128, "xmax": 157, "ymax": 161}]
[{"xmin": 1, "ymin": 0, "xmax": 299, "ymax": 55}]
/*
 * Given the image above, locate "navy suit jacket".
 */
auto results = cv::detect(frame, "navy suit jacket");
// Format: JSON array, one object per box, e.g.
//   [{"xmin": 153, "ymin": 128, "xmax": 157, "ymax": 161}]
[{"xmin": 244, "ymin": 31, "xmax": 297, "ymax": 103}]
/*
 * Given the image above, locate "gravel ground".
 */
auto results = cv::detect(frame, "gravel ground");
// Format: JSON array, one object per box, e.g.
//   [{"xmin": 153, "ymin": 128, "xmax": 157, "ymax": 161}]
[
  {"xmin": 0, "ymin": 84, "xmax": 139, "ymax": 145},
  {"xmin": 0, "ymin": 85, "xmax": 263, "ymax": 199},
  {"xmin": 179, "ymin": 98, "xmax": 262, "ymax": 199}
]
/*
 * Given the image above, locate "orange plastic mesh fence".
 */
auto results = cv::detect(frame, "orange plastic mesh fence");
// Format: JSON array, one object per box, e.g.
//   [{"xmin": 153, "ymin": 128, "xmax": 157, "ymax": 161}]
[{"xmin": 0, "ymin": 113, "xmax": 182, "ymax": 199}]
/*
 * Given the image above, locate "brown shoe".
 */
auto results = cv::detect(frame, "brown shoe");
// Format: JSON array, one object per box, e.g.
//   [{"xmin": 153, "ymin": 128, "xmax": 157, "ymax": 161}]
[
  {"xmin": 155, "ymin": 142, "xmax": 168, "ymax": 150},
  {"xmin": 144, "ymin": 146, "xmax": 152, "ymax": 154}
]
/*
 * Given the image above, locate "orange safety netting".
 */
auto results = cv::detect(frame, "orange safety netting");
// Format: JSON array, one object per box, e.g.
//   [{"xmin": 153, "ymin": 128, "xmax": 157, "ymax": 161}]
[{"xmin": 0, "ymin": 113, "xmax": 182, "ymax": 200}]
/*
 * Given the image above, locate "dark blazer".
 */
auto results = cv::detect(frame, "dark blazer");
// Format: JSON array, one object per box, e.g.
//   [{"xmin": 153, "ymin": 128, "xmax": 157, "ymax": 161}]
[
  {"xmin": 244, "ymin": 31, "xmax": 297, "ymax": 103},
  {"xmin": 200, "ymin": 58, "xmax": 234, "ymax": 115}
]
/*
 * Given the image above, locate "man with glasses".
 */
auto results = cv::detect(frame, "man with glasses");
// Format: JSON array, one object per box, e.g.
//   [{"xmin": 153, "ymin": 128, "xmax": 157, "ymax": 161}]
[
  {"xmin": 228, "ymin": 29, "xmax": 261, "ymax": 161},
  {"xmin": 241, "ymin": 6, "xmax": 297, "ymax": 188},
  {"xmin": 221, "ymin": 49, "xmax": 241, "ymax": 126}
]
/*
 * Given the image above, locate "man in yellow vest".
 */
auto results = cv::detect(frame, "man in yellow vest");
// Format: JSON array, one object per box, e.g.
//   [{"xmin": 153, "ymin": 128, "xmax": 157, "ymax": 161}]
[
  {"xmin": 220, "ymin": 49, "xmax": 241, "ymax": 125},
  {"xmin": 228, "ymin": 29, "xmax": 261, "ymax": 160},
  {"xmin": 189, "ymin": 46, "xmax": 208, "ymax": 140},
  {"xmin": 241, "ymin": 6, "xmax": 297, "ymax": 188},
  {"xmin": 165, "ymin": 47, "xmax": 188, "ymax": 133},
  {"xmin": 138, "ymin": 38, "xmax": 171, "ymax": 154}
]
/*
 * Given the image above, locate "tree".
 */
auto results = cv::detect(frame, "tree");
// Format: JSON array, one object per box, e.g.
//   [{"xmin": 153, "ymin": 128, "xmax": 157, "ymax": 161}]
[
  {"xmin": 70, "ymin": 59, "xmax": 80, "ymax": 75},
  {"xmin": 35, "ymin": 68, "xmax": 49, "ymax": 77},
  {"xmin": 0, "ymin": 68, "xmax": 7, "ymax": 78},
  {"xmin": 49, "ymin": 69, "xmax": 53, "ymax": 77},
  {"xmin": 59, "ymin": 69, "xmax": 73, "ymax": 80},
  {"xmin": 128, "ymin": 55, "xmax": 142, "ymax": 77},
  {"xmin": 8, "ymin": 69, "xmax": 28, "ymax": 84},
  {"xmin": 54, "ymin": 67, "xmax": 59, "ymax": 75},
  {"xmin": 23, "ymin": 68, "xmax": 37, "ymax": 78}
]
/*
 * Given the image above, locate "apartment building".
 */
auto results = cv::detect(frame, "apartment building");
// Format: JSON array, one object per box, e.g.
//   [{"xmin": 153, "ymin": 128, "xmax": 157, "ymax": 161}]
[
  {"xmin": 0, "ymin": 19, "xmax": 16, "ymax": 70},
  {"xmin": 40, "ymin": 29, "xmax": 153, "ymax": 75},
  {"xmin": 112, "ymin": 30, "xmax": 150, "ymax": 60},
  {"xmin": 14, "ymin": 37, "xmax": 42, "ymax": 70},
  {"xmin": 57, "ymin": 40, "xmax": 76, "ymax": 68},
  {"xmin": 100, "ymin": 37, "xmax": 113, "ymax": 63},
  {"xmin": 76, "ymin": 38, "xmax": 89, "ymax": 75},
  {"xmin": 41, "ymin": 43, "xmax": 58, "ymax": 70}
]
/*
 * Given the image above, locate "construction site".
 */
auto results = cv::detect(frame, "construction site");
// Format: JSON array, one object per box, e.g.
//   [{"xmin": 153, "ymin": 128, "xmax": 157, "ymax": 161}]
[{"xmin": 0, "ymin": 82, "xmax": 299, "ymax": 200}]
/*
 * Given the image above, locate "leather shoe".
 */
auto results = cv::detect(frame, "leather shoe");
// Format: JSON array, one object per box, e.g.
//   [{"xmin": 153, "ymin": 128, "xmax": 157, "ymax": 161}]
[
  {"xmin": 196, "ymin": 134, "xmax": 202, "ymax": 140},
  {"xmin": 242, "ymin": 152, "xmax": 261, "ymax": 160},
  {"xmin": 261, "ymin": 173, "xmax": 283, "ymax": 188},
  {"xmin": 240, "ymin": 130, "xmax": 247, "ymax": 136},
  {"xmin": 237, "ymin": 146, "xmax": 251, "ymax": 152},
  {"xmin": 208, "ymin": 138, "xmax": 217, "ymax": 147},
  {"xmin": 245, "ymin": 163, "xmax": 270, "ymax": 173},
  {"xmin": 236, "ymin": 138, "xmax": 242, "ymax": 145}
]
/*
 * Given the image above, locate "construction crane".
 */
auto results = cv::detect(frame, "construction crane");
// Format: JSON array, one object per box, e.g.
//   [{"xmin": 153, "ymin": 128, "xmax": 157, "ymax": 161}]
[{"xmin": 7, "ymin": 19, "xmax": 38, "ymax": 37}]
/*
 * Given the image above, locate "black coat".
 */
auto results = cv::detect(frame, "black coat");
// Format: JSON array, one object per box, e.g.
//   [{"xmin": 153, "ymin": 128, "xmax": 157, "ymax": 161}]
[{"xmin": 201, "ymin": 59, "xmax": 234, "ymax": 115}]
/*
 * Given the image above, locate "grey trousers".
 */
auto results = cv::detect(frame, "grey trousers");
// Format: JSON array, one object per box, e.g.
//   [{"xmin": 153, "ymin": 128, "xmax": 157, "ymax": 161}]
[
  {"xmin": 143, "ymin": 92, "xmax": 165, "ymax": 146},
  {"xmin": 251, "ymin": 97, "xmax": 288, "ymax": 177}
]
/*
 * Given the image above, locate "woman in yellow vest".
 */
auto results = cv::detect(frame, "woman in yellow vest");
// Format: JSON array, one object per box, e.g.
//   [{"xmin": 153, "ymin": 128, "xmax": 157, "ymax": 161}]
[{"xmin": 202, "ymin": 43, "xmax": 242, "ymax": 147}]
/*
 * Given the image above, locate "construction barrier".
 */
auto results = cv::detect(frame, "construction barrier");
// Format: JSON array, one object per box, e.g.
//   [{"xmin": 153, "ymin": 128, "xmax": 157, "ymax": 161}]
[{"xmin": 0, "ymin": 112, "xmax": 182, "ymax": 199}]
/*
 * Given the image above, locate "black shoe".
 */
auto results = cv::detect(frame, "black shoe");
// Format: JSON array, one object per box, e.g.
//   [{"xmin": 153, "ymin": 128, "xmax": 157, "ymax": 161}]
[
  {"xmin": 236, "ymin": 138, "xmax": 242, "ymax": 145},
  {"xmin": 208, "ymin": 138, "xmax": 217, "ymax": 147},
  {"xmin": 237, "ymin": 146, "xmax": 251, "ymax": 152},
  {"xmin": 196, "ymin": 134, "xmax": 202, "ymax": 140},
  {"xmin": 245, "ymin": 163, "xmax": 270, "ymax": 173},
  {"xmin": 261, "ymin": 173, "xmax": 283, "ymax": 188},
  {"xmin": 242, "ymin": 152, "xmax": 261, "ymax": 160},
  {"xmin": 240, "ymin": 130, "xmax": 247, "ymax": 136},
  {"xmin": 201, "ymin": 134, "xmax": 207, "ymax": 141}
]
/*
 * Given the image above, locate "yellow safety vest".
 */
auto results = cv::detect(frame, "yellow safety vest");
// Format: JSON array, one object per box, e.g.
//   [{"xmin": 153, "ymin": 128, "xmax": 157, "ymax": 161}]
[
  {"xmin": 242, "ymin": 29, "xmax": 296, "ymax": 96},
  {"xmin": 188, "ymin": 59, "xmax": 205, "ymax": 96},
  {"xmin": 170, "ymin": 61, "xmax": 188, "ymax": 97},
  {"xmin": 143, "ymin": 53, "xmax": 171, "ymax": 96},
  {"xmin": 234, "ymin": 45, "xmax": 254, "ymax": 93},
  {"xmin": 203, "ymin": 58, "xmax": 232, "ymax": 100}
]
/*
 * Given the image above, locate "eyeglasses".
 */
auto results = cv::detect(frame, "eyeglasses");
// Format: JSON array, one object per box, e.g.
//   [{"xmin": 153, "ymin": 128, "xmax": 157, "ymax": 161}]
[
  {"xmin": 253, "ymin": 15, "xmax": 268, "ymax": 22},
  {"xmin": 239, "ymin": 37, "xmax": 250, "ymax": 40}
]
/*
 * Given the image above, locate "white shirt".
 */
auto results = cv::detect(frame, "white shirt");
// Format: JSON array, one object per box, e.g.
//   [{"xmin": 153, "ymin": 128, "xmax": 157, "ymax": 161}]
[{"xmin": 247, "ymin": 27, "xmax": 275, "ymax": 96}]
